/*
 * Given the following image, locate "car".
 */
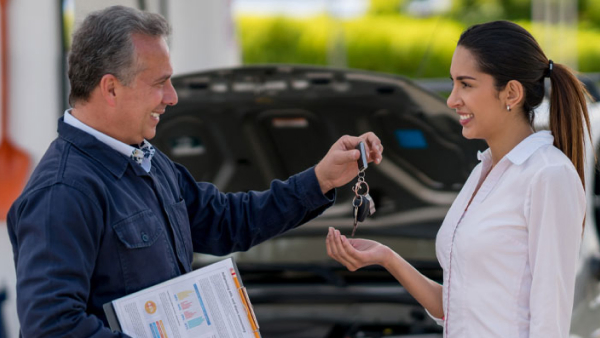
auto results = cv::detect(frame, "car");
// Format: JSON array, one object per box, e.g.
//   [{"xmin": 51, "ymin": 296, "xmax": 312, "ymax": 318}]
[{"xmin": 154, "ymin": 64, "xmax": 600, "ymax": 338}]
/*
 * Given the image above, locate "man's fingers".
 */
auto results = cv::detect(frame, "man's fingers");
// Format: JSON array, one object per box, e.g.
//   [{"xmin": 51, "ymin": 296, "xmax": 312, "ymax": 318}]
[
  {"xmin": 360, "ymin": 132, "xmax": 380, "ymax": 146},
  {"xmin": 338, "ymin": 134, "xmax": 361, "ymax": 150},
  {"xmin": 345, "ymin": 149, "xmax": 361, "ymax": 163},
  {"xmin": 357, "ymin": 132, "xmax": 383, "ymax": 164},
  {"xmin": 335, "ymin": 132, "xmax": 383, "ymax": 165},
  {"xmin": 361, "ymin": 132, "xmax": 383, "ymax": 164}
]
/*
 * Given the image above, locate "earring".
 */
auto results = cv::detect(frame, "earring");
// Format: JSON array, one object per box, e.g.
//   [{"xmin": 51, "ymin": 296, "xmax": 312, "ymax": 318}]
[{"xmin": 506, "ymin": 105, "xmax": 511, "ymax": 111}]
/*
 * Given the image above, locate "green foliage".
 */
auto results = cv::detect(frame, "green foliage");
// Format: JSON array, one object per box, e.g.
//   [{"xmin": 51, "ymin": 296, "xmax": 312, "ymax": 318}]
[
  {"xmin": 447, "ymin": 0, "xmax": 530, "ymax": 24},
  {"xmin": 342, "ymin": 15, "xmax": 463, "ymax": 77},
  {"xmin": 576, "ymin": 27, "xmax": 600, "ymax": 73},
  {"xmin": 521, "ymin": 21, "xmax": 600, "ymax": 73},
  {"xmin": 580, "ymin": 0, "xmax": 600, "ymax": 28},
  {"xmin": 502, "ymin": 0, "xmax": 531, "ymax": 20},
  {"xmin": 368, "ymin": 0, "xmax": 406, "ymax": 16},
  {"xmin": 237, "ymin": 15, "xmax": 331, "ymax": 65},
  {"xmin": 237, "ymin": 14, "xmax": 464, "ymax": 78},
  {"xmin": 235, "ymin": 13, "xmax": 600, "ymax": 78},
  {"xmin": 449, "ymin": 0, "xmax": 505, "ymax": 25}
]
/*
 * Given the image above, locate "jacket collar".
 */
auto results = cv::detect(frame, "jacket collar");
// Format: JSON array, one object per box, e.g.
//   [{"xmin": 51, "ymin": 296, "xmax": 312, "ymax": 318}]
[{"xmin": 57, "ymin": 117, "xmax": 132, "ymax": 178}]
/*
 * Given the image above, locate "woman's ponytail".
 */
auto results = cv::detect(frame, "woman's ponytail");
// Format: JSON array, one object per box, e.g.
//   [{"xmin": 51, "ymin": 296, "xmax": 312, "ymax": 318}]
[{"xmin": 547, "ymin": 61, "xmax": 592, "ymax": 188}]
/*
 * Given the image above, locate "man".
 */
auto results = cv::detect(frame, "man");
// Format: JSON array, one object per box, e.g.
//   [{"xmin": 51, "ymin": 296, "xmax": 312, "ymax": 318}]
[{"xmin": 7, "ymin": 5, "xmax": 383, "ymax": 338}]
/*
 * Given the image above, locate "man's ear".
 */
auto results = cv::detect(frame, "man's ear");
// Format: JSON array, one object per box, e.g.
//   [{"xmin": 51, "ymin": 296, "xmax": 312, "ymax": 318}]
[
  {"xmin": 505, "ymin": 79, "xmax": 524, "ymax": 110},
  {"xmin": 99, "ymin": 74, "xmax": 119, "ymax": 107}
]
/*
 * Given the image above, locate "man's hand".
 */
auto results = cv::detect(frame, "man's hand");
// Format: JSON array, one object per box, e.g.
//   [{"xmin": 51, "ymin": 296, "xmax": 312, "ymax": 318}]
[{"xmin": 314, "ymin": 132, "xmax": 383, "ymax": 194}]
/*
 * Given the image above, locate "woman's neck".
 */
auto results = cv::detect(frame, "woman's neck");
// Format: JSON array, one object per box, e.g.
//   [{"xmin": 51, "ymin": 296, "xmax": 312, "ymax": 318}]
[{"xmin": 487, "ymin": 121, "xmax": 534, "ymax": 166}]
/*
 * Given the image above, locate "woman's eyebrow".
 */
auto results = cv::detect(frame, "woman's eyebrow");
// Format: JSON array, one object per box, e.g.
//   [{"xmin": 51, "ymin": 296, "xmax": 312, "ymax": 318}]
[{"xmin": 450, "ymin": 74, "xmax": 477, "ymax": 81}]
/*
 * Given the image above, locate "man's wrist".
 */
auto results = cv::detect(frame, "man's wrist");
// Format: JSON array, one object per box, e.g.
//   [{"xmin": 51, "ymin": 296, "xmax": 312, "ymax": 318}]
[{"xmin": 314, "ymin": 163, "xmax": 333, "ymax": 194}]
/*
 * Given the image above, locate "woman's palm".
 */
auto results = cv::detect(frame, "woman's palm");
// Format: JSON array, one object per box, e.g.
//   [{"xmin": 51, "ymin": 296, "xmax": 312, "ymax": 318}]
[{"xmin": 347, "ymin": 238, "xmax": 388, "ymax": 268}]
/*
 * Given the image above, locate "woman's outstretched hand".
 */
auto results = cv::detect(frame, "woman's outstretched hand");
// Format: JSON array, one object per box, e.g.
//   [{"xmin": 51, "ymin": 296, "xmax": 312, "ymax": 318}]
[{"xmin": 326, "ymin": 227, "xmax": 391, "ymax": 271}]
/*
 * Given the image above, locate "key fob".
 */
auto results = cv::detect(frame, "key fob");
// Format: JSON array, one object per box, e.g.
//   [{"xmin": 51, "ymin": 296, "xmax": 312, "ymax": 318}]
[
  {"xmin": 356, "ymin": 141, "xmax": 368, "ymax": 172},
  {"xmin": 356, "ymin": 196, "xmax": 371, "ymax": 222},
  {"xmin": 364, "ymin": 193, "xmax": 376, "ymax": 216}
]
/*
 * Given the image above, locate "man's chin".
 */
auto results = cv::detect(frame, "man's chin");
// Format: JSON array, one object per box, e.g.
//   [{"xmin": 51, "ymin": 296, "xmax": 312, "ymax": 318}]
[{"xmin": 145, "ymin": 130, "xmax": 157, "ymax": 141}]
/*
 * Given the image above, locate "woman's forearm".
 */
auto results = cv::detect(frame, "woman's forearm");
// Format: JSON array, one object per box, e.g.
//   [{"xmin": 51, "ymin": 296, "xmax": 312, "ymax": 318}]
[{"xmin": 382, "ymin": 249, "xmax": 444, "ymax": 319}]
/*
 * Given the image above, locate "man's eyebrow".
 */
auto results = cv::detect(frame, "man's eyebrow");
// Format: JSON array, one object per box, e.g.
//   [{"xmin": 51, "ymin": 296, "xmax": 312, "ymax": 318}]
[{"xmin": 155, "ymin": 74, "xmax": 171, "ymax": 83}]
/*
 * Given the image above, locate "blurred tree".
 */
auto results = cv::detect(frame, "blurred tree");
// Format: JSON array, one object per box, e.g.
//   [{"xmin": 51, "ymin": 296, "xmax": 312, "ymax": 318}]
[
  {"xmin": 448, "ymin": 0, "xmax": 531, "ymax": 23},
  {"xmin": 238, "ymin": 16, "xmax": 331, "ymax": 65},
  {"xmin": 449, "ymin": 0, "xmax": 600, "ymax": 27},
  {"xmin": 450, "ymin": 0, "xmax": 505, "ymax": 24},
  {"xmin": 580, "ymin": 0, "xmax": 600, "ymax": 28},
  {"xmin": 368, "ymin": 0, "xmax": 406, "ymax": 15},
  {"xmin": 502, "ymin": 0, "xmax": 531, "ymax": 20}
]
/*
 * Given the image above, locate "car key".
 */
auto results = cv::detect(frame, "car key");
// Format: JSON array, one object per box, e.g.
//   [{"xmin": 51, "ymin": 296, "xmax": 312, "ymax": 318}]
[
  {"xmin": 351, "ymin": 180, "xmax": 376, "ymax": 237},
  {"xmin": 352, "ymin": 195, "xmax": 363, "ymax": 237},
  {"xmin": 356, "ymin": 195, "xmax": 371, "ymax": 223},
  {"xmin": 356, "ymin": 141, "xmax": 368, "ymax": 172},
  {"xmin": 350, "ymin": 141, "xmax": 376, "ymax": 237},
  {"xmin": 353, "ymin": 180, "xmax": 375, "ymax": 219}
]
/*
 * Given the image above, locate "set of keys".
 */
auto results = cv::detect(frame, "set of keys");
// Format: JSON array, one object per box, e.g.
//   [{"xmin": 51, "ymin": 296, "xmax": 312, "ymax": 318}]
[{"xmin": 351, "ymin": 141, "xmax": 376, "ymax": 237}]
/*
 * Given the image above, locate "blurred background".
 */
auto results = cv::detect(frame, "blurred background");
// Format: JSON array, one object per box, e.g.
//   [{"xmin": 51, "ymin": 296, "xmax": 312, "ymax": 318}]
[{"xmin": 0, "ymin": 0, "xmax": 598, "ymax": 337}]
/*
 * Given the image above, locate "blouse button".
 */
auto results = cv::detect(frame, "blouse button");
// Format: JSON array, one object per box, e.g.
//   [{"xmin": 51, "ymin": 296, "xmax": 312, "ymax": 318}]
[{"xmin": 141, "ymin": 232, "xmax": 149, "ymax": 242}]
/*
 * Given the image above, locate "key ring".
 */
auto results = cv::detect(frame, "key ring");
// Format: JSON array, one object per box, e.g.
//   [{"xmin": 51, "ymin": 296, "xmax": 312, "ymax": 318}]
[
  {"xmin": 352, "ymin": 195, "xmax": 363, "ymax": 208},
  {"xmin": 357, "ymin": 170, "xmax": 365, "ymax": 182},
  {"xmin": 352, "ymin": 180, "xmax": 369, "ymax": 197}
]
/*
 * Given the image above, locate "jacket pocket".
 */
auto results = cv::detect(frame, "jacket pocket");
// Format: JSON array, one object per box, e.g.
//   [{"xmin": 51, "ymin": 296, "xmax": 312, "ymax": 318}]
[
  {"xmin": 113, "ymin": 210, "xmax": 162, "ymax": 248},
  {"xmin": 112, "ymin": 210, "xmax": 177, "ymax": 293}
]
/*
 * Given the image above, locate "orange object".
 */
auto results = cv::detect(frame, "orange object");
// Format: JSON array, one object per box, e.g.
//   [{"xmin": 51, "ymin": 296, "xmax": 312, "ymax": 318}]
[
  {"xmin": 0, "ymin": 0, "xmax": 30, "ymax": 220},
  {"xmin": 230, "ymin": 268, "xmax": 260, "ymax": 338}
]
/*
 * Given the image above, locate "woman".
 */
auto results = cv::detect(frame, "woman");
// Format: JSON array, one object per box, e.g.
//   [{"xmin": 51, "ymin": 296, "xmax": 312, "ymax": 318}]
[{"xmin": 326, "ymin": 20, "xmax": 591, "ymax": 337}]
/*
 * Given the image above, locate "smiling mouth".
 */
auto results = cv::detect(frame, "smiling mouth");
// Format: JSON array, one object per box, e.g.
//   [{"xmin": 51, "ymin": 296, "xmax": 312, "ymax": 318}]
[
  {"xmin": 151, "ymin": 112, "xmax": 160, "ymax": 118},
  {"xmin": 459, "ymin": 114, "xmax": 474, "ymax": 121}
]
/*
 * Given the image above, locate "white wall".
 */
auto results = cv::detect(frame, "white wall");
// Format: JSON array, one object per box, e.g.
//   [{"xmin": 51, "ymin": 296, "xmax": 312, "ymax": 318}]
[
  {"xmin": 1, "ymin": 0, "xmax": 60, "ymax": 336},
  {"xmin": 73, "ymin": 0, "xmax": 240, "ymax": 76},
  {"xmin": 0, "ymin": 1, "xmax": 239, "ymax": 336},
  {"xmin": 169, "ymin": 0, "xmax": 240, "ymax": 75},
  {"xmin": 2, "ymin": 1, "xmax": 61, "ymax": 165}
]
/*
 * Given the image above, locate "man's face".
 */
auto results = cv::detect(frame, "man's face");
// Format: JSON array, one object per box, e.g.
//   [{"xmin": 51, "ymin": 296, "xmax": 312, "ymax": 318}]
[{"xmin": 113, "ymin": 34, "xmax": 178, "ymax": 145}]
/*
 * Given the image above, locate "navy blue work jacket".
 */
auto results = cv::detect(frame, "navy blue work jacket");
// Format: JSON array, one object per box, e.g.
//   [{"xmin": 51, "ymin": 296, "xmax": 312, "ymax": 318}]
[{"xmin": 7, "ymin": 118, "xmax": 335, "ymax": 337}]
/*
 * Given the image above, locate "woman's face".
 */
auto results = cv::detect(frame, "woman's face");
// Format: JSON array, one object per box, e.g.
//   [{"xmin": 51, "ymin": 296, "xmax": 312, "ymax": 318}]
[{"xmin": 447, "ymin": 46, "xmax": 510, "ymax": 142}]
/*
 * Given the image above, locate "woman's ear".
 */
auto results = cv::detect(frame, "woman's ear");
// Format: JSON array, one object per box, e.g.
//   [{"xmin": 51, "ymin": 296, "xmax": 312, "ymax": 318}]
[{"xmin": 504, "ymin": 80, "xmax": 524, "ymax": 110}]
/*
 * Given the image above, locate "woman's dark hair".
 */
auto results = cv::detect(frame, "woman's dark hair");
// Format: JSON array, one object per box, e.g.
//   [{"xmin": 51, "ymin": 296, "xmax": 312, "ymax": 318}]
[{"xmin": 457, "ymin": 20, "xmax": 591, "ymax": 189}]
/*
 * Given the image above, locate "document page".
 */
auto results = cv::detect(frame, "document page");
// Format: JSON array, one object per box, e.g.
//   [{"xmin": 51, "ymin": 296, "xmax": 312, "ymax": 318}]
[{"xmin": 105, "ymin": 258, "xmax": 260, "ymax": 338}]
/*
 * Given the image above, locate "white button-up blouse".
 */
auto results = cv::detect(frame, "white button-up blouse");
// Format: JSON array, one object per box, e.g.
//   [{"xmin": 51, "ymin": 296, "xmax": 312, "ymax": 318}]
[{"xmin": 434, "ymin": 131, "xmax": 585, "ymax": 338}]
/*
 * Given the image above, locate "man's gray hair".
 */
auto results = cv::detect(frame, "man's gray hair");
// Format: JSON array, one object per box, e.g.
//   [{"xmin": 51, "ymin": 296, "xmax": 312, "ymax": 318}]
[{"xmin": 67, "ymin": 5, "xmax": 170, "ymax": 105}]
